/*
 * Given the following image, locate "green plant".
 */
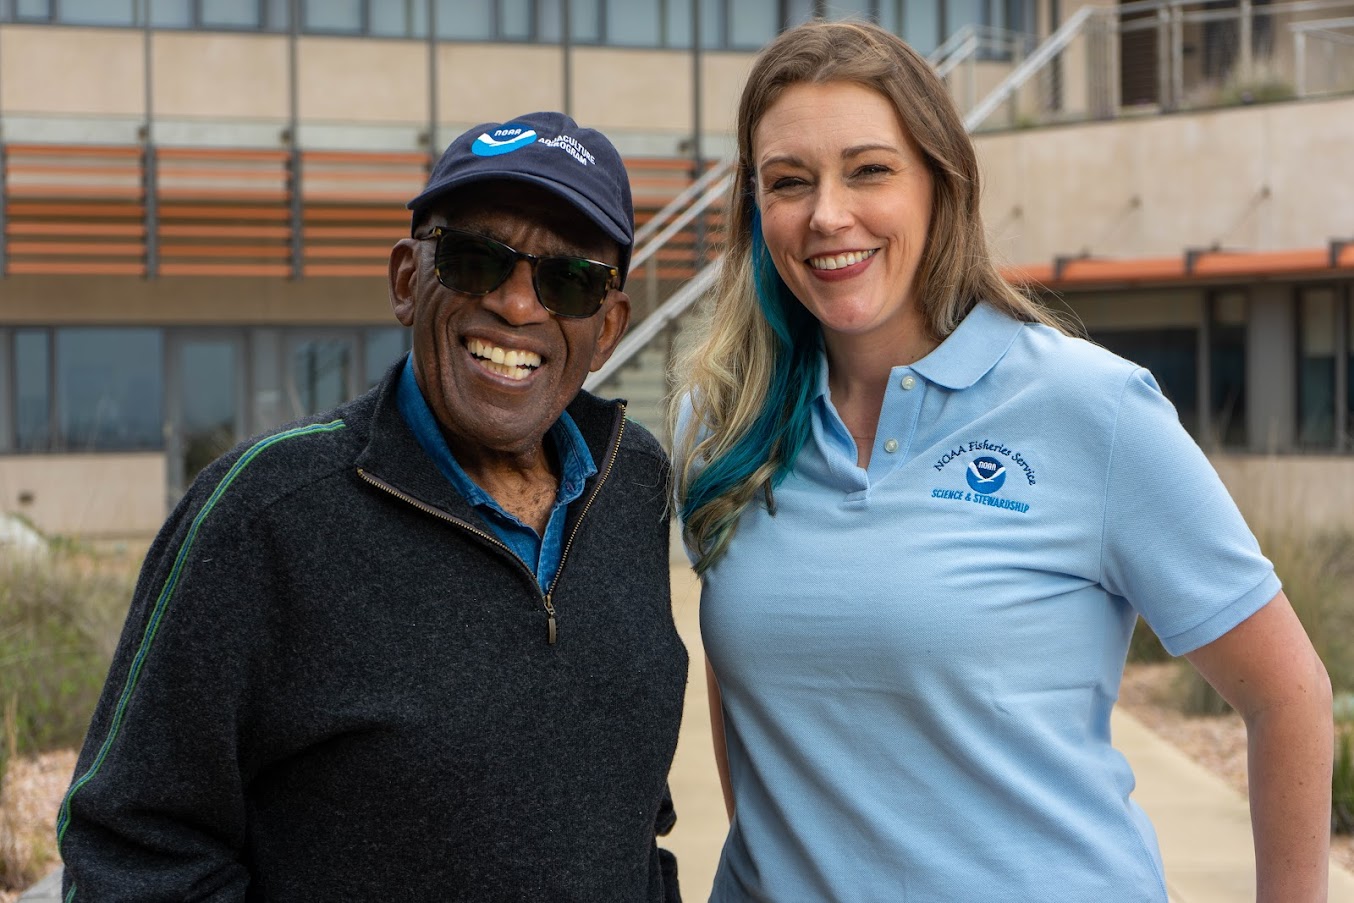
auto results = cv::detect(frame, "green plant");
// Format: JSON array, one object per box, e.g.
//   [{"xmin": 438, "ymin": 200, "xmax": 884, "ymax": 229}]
[
  {"xmin": 1127, "ymin": 617, "xmax": 1170, "ymax": 664},
  {"xmin": 0, "ymin": 551, "xmax": 134, "ymax": 757},
  {"xmin": 1336, "ymin": 725, "xmax": 1354, "ymax": 835}
]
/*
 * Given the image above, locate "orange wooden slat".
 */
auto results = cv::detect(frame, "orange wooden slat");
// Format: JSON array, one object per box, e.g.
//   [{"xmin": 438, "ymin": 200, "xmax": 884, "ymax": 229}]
[
  {"xmin": 305, "ymin": 263, "xmax": 389, "ymax": 277},
  {"xmin": 156, "ymin": 168, "xmax": 288, "ymax": 181},
  {"xmin": 5, "ymin": 144, "xmax": 143, "ymax": 159},
  {"xmin": 6, "ymin": 164, "xmax": 141, "ymax": 178},
  {"xmin": 304, "ymin": 225, "xmax": 402, "ymax": 239},
  {"xmin": 157, "ymin": 147, "xmax": 291, "ymax": 163},
  {"xmin": 158, "ymin": 188, "xmax": 289, "ymax": 201},
  {"xmin": 1057, "ymin": 256, "xmax": 1186, "ymax": 283},
  {"xmin": 1339, "ymin": 243, "xmax": 1354, "ymax": 268},
  {"xmin": 8, "ymin": 241, "xmax": 144, "ymax": 256},
  {"xmin": 6, "ymin": 184, "xmax": 143, "ymax": 199},
  {"xmin": 303, "ymin": 149, "xmax": 429, "ymax": 166},
  {"xmin": 6, "ymin": 222, "xmax": 145, "ymax": 238},
  {"xmin": 304, "ymin": 206, "xmax": 411, "ymax": 222},
  {"xmin": 4, "ymin": 201, "xmax": 145, "ymax": 217},
  {"xmin": 159, "ymin": 244, "xmax": 291, "ymax": 259},
  {"xmin": 6, "ymin": 261, "xmax": 145, "ymax": 276},
  {"xmin": 159, "ymin": 262, "xmax": 291, "ymax": 277},
  {"xmin": 159, "ymin": 204, "xmax": 291, "ymax": 221},
  {"xmin": 159, "ymin": 224, "xmax": 291, "ymax": 239},
  {"xmin": 303, "ymin": 245, "xmax": 390, "ymax": 259},
  {"xmin": 1191, "ymin": 248, "xmax": 1330, "ymax": 277}
]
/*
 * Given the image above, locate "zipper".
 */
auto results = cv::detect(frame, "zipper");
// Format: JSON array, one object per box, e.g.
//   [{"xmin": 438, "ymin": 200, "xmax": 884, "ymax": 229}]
[{"xmin": 354, "ymin": 401, "xmax": 627, "ymax": 646}]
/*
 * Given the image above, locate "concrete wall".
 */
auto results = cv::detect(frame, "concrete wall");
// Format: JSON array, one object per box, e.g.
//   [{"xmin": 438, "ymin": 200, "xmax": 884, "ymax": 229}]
[
  {"xmin": 0, "ymin": 452, "xmax": 166, "ymax": 539},
  {"xmin": 977, "ymin": 93, "xmax": 1354, "ymax": 266}
]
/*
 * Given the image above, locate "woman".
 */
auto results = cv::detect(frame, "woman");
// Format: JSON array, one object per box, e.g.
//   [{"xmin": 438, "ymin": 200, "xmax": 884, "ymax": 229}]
[{"xmin": 671, "ymin": 19, "xmax": 1332, "ymax": 903}]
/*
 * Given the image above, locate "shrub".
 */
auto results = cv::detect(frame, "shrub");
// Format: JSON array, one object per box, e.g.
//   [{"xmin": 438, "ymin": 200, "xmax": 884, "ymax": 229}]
[
  {"xmin": 0, "ymin": 549, "xmax": 134, "ymax": 757},
  {"xmin": 1336, "ymin": 725, "xmax": 1354, "ymax": 835}
]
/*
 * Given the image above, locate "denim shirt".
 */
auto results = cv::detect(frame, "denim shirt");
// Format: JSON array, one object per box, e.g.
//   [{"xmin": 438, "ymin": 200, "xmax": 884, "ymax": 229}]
[{"xmin": 395, "ymin": 354, "xmax": 597, "ymax": 591}]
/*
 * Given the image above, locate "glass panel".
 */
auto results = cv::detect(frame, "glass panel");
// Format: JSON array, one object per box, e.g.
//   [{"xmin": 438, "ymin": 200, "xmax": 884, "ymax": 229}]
[
  {"xmin": 439, "ymin": 0, "xmax": 492, "ymax": 38},
  {"xmin": 55, "ymin": 329, "xmax": 163, "ymax": 452},
  {"xmin": 15, "ymin": 330, "xmax": 51, "ymax": 452},
  {"xmin": 730, "ymin": 0, "xmax": 777, "ymax": 48},
  {"xmin": 202, "ymin": 0, "xmax": 263, "ymax": 28},
  {"xmin": 304, "ymin": 0, "xmax": 362, "ymax": 32},
  {"xmin": 569, "ymin": 0, "xmax": 600, "ymax": 42},
  {"xmin": 537, "ymin": 0, "xmax": 561, "ymax": 40},
  {"xmin": 608, "ymin": 0, "xmax": 660, "ymax": 46},
  {"xmin": 60, "ymin": 0, "xmax": 135, "ymax": 25},
  {"xmin": 15, "ymin": 0, "xmax": 54, "ymax": 21},
  {"xmin": 699, "ymin": 0, "xmax": 719, "ymax": 48},
  {"xmin": 0, "ymin": 331, "xmax": 11, "ymax": 452},
  {"xmin": 179, "ymin": 339, "xmax": 239, "ymax": 486},
  {"xmin": 150, "ymin": 0, "xmax": 192, "ymax": 28},
  {"xmin": 785, "ymin": 0, "xmax": 815, "ymax": 27},
  {"xmin": 946, "ymin": 0, "xmax": 986, "ymax": 34},
  {"xmin": 1209, "ymin": 291, "xmax": 1247, "ymax": 449},
  {"xmin": 663, "ymin": 0, "xmax": 692, "ymax": 47},
  {"xmin": 500, "ymin": 0, "xmax": 531, "ymax": 39},
  {"xmin": 878, "ymin": 0, "xmax": 902, "ymax": 33},
  {"xmin": 904, "ymin": 0, "xmax": 940, "ymax": 54},
  {"xmin": 370, "ymin": 0, "xmax": 415, "ymax": 36},
  {"xmin": 250, "ymin": 328, "xmax": 285, "ymax": 434},
  {"xmin": 1298, "ymin": 288, "xmax": 1337, "ymax": 448},
  {"xmin": 364, "ymin": 329, "xmax": 409, "ymax": 388},
  {"xmin": 265, "ymin": 0, "xmax": 291, "ymax": 30},
  {"xmin": 823, "ymin": 0, "xmax": 872, "ymax": 21},
  {"xmin": 289, "ymin": 338, "xmax": 354, "ymax": 417}
]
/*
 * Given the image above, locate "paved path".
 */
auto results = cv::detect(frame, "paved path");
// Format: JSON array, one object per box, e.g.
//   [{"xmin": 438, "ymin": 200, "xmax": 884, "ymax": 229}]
[{"xmin": 24, "ymin": 563, "xmax": 1354, "ymax": 901}]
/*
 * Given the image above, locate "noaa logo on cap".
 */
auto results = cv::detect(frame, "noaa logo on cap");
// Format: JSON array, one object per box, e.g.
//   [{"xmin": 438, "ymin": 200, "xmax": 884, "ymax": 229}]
[
  {"xmin": 472, "ymin": 124, "xmax": 538, "ymax": 157},
  {"xmin": 965, "ymin": 456, "xmax": 1006, "ymax": 494}
]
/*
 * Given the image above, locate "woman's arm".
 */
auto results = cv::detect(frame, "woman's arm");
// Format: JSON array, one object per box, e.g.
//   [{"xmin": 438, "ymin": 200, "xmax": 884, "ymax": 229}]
[
  {"xmin": 1183, "ymin": 591, "xmax": 1333, "ymax": 903},
  {"xmin": 706, "ymin": 657, "xmax": 735, "ymax": 820}
]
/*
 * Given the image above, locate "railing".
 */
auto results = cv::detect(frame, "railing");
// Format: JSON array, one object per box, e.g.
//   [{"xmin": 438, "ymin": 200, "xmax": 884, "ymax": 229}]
[{"xmin": 1293, "ymin": 16, "xmax": 1354, "ymax": 94}]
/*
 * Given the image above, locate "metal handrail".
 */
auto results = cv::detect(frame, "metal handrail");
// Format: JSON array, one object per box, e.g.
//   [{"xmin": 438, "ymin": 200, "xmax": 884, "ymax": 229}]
[
  {"xmin": 963, "ymin": 5, "xmax": 1099, "ymax": 132},
  {"xmin": 630, "ymin": 173, "xmax": 732, "ymax": 270},
  {"xmin": 585, "ymin": 258, "xmax": 720, "ymax": 391},
  {"xmin": 633, "ymin": 156, "xmax": 735, "ymax": 246}
]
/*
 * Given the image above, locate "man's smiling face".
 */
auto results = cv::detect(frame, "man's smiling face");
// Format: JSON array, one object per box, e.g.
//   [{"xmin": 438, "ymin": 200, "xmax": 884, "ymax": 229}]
[{"xmin": 390, "ymin": 180, "xmax": 629, "ymax": 464}]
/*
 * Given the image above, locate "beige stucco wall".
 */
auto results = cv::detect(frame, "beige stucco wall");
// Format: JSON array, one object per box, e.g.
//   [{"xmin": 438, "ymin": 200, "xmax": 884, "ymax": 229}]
[
  {"xmin": 977, "ymin": 93, "xmax": 1354, "ymax": 266},
  {"xmin": 1212, "ymin": 455, "xmax": 1354, "ymax": 535},
  {"xmin": 0, "ymin": 453, "xmax": 166, "ymax": 539},
  {"xmin": 152, "ymin": 32, "xmax": 289, "ymax": 122},
  {"xmin": 299, "ymin": 37, "xmax": 429, "ymax": 125},
  {"xmin": 0, "ymin": 26, "xmax": 145, "ymax": 116},
  {"xmin": 439, "ymin": 43, "xmax": 565, "ymax": 127}
]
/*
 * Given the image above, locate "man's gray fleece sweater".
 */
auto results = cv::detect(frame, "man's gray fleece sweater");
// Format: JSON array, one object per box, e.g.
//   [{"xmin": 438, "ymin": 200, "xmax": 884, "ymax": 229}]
[{"xmin": 57, "ymin": 359, "xmax": 689, "ymax": 902}]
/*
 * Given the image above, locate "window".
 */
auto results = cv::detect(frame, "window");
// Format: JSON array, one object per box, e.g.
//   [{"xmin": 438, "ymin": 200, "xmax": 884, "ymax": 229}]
[
  {"xmin": 371, "ymin": 0, "xmax": 427, "ymax": 37},
  {"xmin": 15, "ymin": 330, "xmax": 51, "ymax": 452},
  {"xmin": 55, "ymin": 329, "xmax": 163, "ymax": 452},
  {"xmin": 57, "ymin": 0, "xmax": 136, "ymax": 25},
  {"xmin": 304, "ymin": 0, "xmax": 363, "ymax": 32},
  {"xmin": 607, "ymin": 0, "xmax": 661, "ymax": 46},
  {"xmin": 14, "ymin": 0, "xmax": 54, "ymax": 22},
  {"xmin": 729, "ymin": 0, "xmax": 777, "ymax": 48},
  {"xmin": 1208, "ymin": 291, "xmax": 1247, "ymax": 449},
  {"xmin": 904, "ymin": 0, "xmax": 941, "ymax": 54},
  {"xmin": 1072, "ymin": 291, "xmax": 1202, "ymax": 438},
  {"xmin": 201, "ymin": 0, "xmax": 265, "ymax": 29},
  {"xmin": 150, "ymin": 0, "xmax": 193, "ymax": 28},
  {"xmin": 437, "ymin": 0, "xmax": 492, "ymax": 39},
  {"xmin": 365, "ymin": 328, "xmax": 410, "ymax": 389},
  {"xmin": 499, "ymin": 0, "xmax": 531, "ymax": 39},
  {"xmin": 289, "ymin": 338, "xmax": 354, "ymax": 417},
  {"xmin": 1298, "ymin": 287, "xmax": 1338, "ymax": 448}
]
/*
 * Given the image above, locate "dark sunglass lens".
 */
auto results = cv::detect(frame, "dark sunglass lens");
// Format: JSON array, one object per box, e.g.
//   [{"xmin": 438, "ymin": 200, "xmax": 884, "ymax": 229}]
[
  {"xmin": 537, "ymin": 257, "xmax": 610, "ymax": 317},
  {"xmin": 438, "ymin": 234, "xmax": 513, "ymax": 294}
]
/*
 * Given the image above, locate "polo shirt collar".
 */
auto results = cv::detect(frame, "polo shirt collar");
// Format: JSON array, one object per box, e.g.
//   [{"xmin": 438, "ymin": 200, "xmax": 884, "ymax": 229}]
[
  {"xmin": 810, "ymin": 300, "xmax": 1023, "ymax": 397},
  {"xmin": 910, "ymin": 300, "xmax": 1023, "ymax": 390}
]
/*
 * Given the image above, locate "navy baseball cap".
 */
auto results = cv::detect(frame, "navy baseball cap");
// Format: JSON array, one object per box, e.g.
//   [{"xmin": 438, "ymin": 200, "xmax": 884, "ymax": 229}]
[{"xmin": 407, "ymin": 112, "xmax": 634, "ymax": 287}]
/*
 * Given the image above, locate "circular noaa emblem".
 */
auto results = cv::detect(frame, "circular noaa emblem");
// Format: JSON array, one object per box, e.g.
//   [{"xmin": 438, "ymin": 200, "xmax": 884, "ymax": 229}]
[{"xmin": 965, "ymin": 456, "xmax": 1007, "ymax": 494}]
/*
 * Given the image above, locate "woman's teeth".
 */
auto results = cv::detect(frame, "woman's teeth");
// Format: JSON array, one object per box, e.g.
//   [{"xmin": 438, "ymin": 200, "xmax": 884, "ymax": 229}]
[{"xmin": 808, "ymin": 248, "xmax": 877, "ymax": 270}]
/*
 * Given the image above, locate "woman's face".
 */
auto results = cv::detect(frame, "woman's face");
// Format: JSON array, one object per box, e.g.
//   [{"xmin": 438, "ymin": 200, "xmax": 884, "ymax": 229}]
[{"xmin": 753, "ymin": 80, "xmax": 934, "ymax": 354}]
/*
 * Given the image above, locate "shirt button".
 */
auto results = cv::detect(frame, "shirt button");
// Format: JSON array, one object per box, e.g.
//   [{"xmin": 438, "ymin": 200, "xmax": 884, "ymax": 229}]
[
  {"xmin": 883, "ymin": 438, "xmax": 899, "ymax": 454},
  {"xmin": 901, "ymin": 375, "xmax": 917, "ymax": 390}
]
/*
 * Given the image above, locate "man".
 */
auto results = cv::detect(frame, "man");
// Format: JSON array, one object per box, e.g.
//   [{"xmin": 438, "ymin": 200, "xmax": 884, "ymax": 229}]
[{"xmin": 57, "ymin": 111, "xmax": 688, "ymax": 902}]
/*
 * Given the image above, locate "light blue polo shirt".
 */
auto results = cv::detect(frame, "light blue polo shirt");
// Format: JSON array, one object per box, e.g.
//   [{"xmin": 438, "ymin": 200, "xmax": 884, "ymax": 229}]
[
  {"xmin": 397, "ymin": 354, "xmax": 596, "ymax": 591},
  {"xmin": 681, "ymin": 302, "xmax": 1279, "ymax": 902}
]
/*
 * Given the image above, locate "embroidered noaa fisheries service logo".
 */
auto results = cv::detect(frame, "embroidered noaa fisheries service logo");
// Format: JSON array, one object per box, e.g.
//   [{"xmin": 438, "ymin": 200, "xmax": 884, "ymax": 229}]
[
  {"xmin": 965, "ymin": 456, "xmax": 1006, "ymax": 494},
  {"xmin": 929, "ymin": 439, "xmax": 1034, "ymax": 514},
  {"xmin": 472, "ymin": 124, "xmax": 538, "ymax": 157}
]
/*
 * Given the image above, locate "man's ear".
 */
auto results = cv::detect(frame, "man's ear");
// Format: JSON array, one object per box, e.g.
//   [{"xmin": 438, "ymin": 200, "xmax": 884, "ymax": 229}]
[
  {"xmin": 589, "ymin": 290, "xmax": 631, "ymax": 371},
  {"xmin": 389, "ymin": 238, "xmax": 421, "ymax": 326}
]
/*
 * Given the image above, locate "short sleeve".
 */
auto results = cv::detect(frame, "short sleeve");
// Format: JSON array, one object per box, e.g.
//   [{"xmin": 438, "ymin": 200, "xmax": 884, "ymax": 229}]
[
  {"xmin": 671, "ymin": 392, "xmax": 703, "ymax": 568},
  {"xmin": 1099, "ymin": 368, "xmax": 1280, "ymax": 655}
]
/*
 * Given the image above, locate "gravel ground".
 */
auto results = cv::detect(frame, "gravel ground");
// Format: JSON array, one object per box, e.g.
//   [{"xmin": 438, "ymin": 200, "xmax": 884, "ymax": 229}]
[
  {"xmin": 1118, "ymin": 662, "xmax": 1354, "ymax": 876},
  {"xmin": 1, "ymin": 665, "xmax": 1349, "ymax": 898}
]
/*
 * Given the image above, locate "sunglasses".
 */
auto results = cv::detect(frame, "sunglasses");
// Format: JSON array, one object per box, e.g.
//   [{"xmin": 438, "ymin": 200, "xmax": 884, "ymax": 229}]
[{"xmin": 417, "ymin": 227, "xmax": 619, "ymax": 319}]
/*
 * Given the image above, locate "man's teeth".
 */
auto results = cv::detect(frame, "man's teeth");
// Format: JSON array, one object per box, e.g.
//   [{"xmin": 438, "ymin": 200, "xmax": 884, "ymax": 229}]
[
  {"xmin": 808, "ymin": 249, "xmax": 877, "ymax": 270},
  {"xmin": 467, "ymin": 338, "xmax": 542, "ymax": 380}
]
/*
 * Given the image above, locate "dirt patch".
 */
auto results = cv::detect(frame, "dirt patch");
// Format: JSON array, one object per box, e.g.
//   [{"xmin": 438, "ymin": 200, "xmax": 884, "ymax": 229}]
[{"xmin": 1, "ymin": 750, "xmax": 74, "ymax": 902}]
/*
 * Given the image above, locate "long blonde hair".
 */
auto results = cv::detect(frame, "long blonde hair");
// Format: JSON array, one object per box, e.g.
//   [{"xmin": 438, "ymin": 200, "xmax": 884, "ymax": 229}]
[{"xmin": 671, "ymin": 19, "xmax": 1065, "ymax": 574}]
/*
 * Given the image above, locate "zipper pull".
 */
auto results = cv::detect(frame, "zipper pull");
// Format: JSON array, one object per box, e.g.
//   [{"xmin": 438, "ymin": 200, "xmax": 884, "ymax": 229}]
[
  {"xmin": 545, "ymin": 594, "xmax": 558, "ymax": 645},
  {"xmin": 548, "ymin": 614, "xmax": 557, "ymax": 645}
]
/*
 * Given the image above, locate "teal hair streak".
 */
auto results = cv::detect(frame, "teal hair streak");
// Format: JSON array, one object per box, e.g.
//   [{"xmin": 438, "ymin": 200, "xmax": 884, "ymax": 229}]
[{"xmin": 683, "ymin": 210, "xmax": 820, "ymax": 552}]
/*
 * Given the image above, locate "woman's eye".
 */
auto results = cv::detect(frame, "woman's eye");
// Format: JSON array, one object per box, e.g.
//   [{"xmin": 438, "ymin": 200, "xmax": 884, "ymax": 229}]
[
  {"xmin": 855, "ymin": 164, "xmax": 891, "ymax": 177},
  {"xmin": 768, "ymin": 176, "xmax": 806, "ymax": 192}
]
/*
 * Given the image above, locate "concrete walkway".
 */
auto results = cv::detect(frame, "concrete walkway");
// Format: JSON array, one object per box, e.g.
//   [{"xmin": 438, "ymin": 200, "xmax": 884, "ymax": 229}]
[
  {"xmin": 662, "ymin": 565, "xmax": 1354, "ymax": 903},
  {"xmin": 22, "ymin": 564, "xmax": 1354, "ymax": 901}
]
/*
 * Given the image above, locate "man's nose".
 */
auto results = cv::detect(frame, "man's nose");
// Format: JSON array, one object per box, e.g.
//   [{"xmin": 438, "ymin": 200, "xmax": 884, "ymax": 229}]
[{"xmin": 483, "ymin": 258, "xmax": 550, "ymax": 325}]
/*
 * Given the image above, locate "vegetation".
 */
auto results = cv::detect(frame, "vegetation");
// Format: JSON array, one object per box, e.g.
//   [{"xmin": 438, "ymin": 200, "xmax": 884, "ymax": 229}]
[{"xmin": 0, "ymin": 544, "xmax": 134, "ymax": 890}]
